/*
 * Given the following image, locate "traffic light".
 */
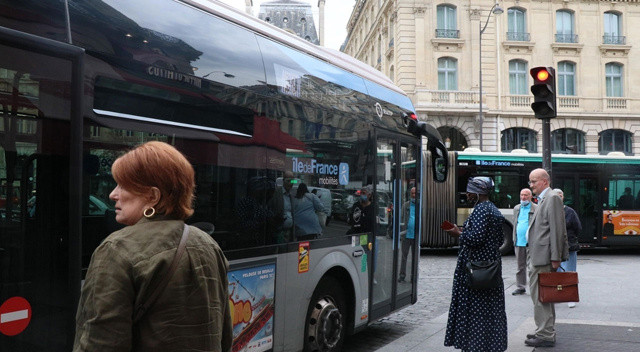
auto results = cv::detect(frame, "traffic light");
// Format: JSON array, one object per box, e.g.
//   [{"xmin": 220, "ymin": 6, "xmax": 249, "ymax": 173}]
[{"xmin": 530, "ymin": 66, "xmax": 557, "ymax": 119}]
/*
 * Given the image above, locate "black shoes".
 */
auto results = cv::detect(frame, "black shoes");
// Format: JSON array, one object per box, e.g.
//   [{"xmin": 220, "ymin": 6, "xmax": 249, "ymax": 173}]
[
  {"xmin": 512, "ymin": 288, "xmax": 526, "ymax": 295},
  {"xmin": 525, "ymin": 336, "xmax": 555, "ymax": 347}
]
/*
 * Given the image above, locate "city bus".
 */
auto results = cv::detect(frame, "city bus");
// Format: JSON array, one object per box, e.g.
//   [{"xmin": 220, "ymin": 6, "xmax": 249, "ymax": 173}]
[
  {"xmin": 421, "ymin": 149, "xmax": 640, "ymax": 253},
  {"xmin": 0, "ymin": 0, "xmax": 448, "ymax": 351}
]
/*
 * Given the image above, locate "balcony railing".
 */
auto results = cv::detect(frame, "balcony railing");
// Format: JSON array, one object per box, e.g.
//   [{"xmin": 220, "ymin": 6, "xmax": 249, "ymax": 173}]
[
  {"xmin": 414, "ymin": 92, "xmax": 636, "ymax": 112},
  {"xmin": 509, "ymin": 95, "xmax": 530, "ymax": 108},
  {"xmin": 555, "ymin": 33, "xmax": 578, "ymax": 43},
  {"xmin": 559, "ymin": 96, "xmax": 580, "ymax": 108},
  {"xmin": 435, "ymin": 29, "xmax": 460, "ymax": 39},
  {"xmin": 421, "ymin": 90, "xmax": 476, "ymax": 104},
  {"xmin": 607, "ymin": 97, "xmax": 627, "ymax": 109},
  {"xmin": 506, "ymin": 32, "xmax": 530, "ymax": 42},
  {"xmin": 603, "ymin": 35, "xmax": 626, "ymax": 45}
]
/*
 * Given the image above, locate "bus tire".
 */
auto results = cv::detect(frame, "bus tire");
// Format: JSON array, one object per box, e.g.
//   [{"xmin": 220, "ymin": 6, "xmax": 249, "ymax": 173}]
[
  {"xmin": 304, "ymin": 276, "xmax": 346, "ymax": 352},
  {"xmin": 499, "ymin": 223, "xmax": 514, "ymax": 255}
]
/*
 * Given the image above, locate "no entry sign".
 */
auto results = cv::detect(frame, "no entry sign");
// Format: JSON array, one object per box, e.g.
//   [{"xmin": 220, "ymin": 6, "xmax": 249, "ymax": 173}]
[{"xmin": 0, "ymin": 297, "xmax": 32, "ymax": 336}]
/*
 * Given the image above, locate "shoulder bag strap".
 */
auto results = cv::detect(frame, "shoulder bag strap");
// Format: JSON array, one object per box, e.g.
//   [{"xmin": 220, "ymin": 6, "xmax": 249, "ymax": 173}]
[{"xmin": 134, "ymin": 223, "xmax": 190, "ymax": 323}]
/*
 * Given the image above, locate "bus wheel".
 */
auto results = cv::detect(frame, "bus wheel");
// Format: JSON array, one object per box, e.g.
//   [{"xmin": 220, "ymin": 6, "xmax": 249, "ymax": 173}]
[
  {"xmin": 304, "ymin": 277, "xmax": 346, "ymax": 352},
  {"xmin": 499, "ymin": 223, "xmax": 514, "ymax": 255}
]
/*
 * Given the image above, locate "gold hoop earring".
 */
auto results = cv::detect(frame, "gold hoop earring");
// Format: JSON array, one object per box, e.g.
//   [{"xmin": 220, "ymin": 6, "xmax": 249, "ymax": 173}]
[{"xmin": 143, "ymin": 207, "xmax": 156, "ymax": 218}]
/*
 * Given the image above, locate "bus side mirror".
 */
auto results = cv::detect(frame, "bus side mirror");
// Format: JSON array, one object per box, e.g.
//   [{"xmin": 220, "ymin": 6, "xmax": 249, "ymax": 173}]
[
  {"xmin": 404, "ymin": 114, "xmax": 449, "ymax": 183},
  {"xmin": 428, "ymin": 141, "xmax": 448, "ymax": 183}
]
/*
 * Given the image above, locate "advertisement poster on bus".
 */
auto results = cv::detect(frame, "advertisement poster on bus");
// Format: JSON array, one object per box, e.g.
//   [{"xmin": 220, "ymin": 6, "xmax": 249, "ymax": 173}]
[
  {"xmin": 602, "ymin": 210, "xmax": 640, "ymax": 236},
  {"xmin": 228, "ymin": 262, "xmax": 276, "ymax": 352}
]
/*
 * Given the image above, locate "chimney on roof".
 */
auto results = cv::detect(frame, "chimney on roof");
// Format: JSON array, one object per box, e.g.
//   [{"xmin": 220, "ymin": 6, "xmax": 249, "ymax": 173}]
[{"xmin": 318, "ymin": 0, "xmax": 325, "ymax": 46}]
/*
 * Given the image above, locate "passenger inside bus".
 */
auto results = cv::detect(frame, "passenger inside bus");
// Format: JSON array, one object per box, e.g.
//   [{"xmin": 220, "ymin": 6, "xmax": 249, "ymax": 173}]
[
  {"xmin": 292, "ymin": 183, "xmax": 325, "ymax": 241},
  {"xmin": 618, "ymin": 187, "xmax": 635, "ymax": 209}
]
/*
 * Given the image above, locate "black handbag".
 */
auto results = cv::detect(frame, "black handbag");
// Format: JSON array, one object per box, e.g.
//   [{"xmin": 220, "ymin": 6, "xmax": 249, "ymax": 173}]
[{"xmin": 465, "ymin": 260, "xmax": 501, "ymax": 290}]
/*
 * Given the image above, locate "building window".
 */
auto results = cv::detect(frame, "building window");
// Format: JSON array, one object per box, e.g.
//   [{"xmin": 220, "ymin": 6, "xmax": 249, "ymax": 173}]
[
  {"xmin": 437, "ymin": 57, "xmax": 457, "ymax": 90},
  {"xmin": 556, "ymin": 10, "xmax": 576, "ymax": 43},
  {"xmin": 436, "ymin": 5, "xmax": 458, "ymax": 38},
  {"xmin": 501, "ymin": 128, "xmax": 537, "ymax": 152},
  {"xmin": 551, "ymin": 128, "xmax": 585, "ymax": 154},
  {"xmin": 558, "ymin": 61, "xmax": 576, "ymax": 96},
  {"xmin": 604, "ymin": 12, "xmax": 624, "ymax": 44},
  {"xmin": 599, "ymin": 129, "xmax": 632, "ymax": 155},
  {"xmin": 605, "ymin": 63, "xmax": 623, "ymax": 97},
  {"xmin": 508, "ymin": 60, "xmax": 528, "ymax": 95},
  {"xmin": 507, "ymin": 8, "xmax": 528, "ymax": 41},
  {"xmin": 389, "ymin": 65, "xmax": 395, "ymax": 82}
]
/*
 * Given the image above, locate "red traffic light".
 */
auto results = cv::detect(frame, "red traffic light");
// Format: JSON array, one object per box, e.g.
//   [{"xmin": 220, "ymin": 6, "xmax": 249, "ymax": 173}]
[
  {"xmin": 536, "ymin": 69, "xmax": 549, "ymax": 82},
  {"xmin": 530, "ymin": 66, "xmax": 557, "ymax": 119}
]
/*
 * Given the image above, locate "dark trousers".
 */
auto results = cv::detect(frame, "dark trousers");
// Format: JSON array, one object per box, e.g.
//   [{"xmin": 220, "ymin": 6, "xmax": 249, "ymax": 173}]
[
  {"xmin": 399, "ymin": 237, "xmax": 415, "ymax": 279},
  {"xmin": 515, "ymin": 246, "xmax": 528, "ymax": 290}
]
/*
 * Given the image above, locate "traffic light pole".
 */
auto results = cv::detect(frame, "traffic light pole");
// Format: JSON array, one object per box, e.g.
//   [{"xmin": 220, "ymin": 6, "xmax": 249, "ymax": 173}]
[{"xmin": 542, "ymin": 118, "xmax": 552, "ymax": 178}]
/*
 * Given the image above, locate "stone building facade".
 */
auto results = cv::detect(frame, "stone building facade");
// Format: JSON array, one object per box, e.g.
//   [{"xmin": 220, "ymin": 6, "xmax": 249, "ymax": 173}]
[
  {"xmin": 342, "ymin": 0, "xmax": 640, "ymax": 155},
  {"xmin": 258, "ymin": 0, "xmax": 320, "ymax": 45}
]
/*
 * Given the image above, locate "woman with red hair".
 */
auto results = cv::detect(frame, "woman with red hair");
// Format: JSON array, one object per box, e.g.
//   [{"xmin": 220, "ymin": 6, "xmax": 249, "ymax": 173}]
[{"xmin": 74, "ymin": 141, "xmax": 232, "ymax": 352}]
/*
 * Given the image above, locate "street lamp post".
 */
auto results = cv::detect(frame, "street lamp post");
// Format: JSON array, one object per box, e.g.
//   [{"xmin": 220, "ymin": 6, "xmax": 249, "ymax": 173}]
[{"xmin": 478, "ymin": 3, "xmax": 503, "ymax": 151}]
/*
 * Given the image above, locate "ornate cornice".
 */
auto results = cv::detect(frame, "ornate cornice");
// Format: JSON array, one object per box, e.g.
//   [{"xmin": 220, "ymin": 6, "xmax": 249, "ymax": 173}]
[{"xmin": 599, "ymin": 44, "xmax": 631, "ymax": 57}]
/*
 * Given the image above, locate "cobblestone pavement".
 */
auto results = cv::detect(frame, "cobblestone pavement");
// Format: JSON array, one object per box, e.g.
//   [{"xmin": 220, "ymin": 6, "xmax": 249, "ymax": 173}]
[
  {"xmin": 342, "ymin": 249, "xmax": 519, "ymax": 352},
  {"xmin": 343, "ymin": 248, "xmax": 640, "ymax": 352}
]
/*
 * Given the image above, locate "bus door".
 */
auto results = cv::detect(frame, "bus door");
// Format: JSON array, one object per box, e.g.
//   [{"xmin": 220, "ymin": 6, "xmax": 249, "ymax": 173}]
[
  {"xmin": 554, "ymin": 173, "xmax": 599, "ymax": 246},
  {"xmin": 370, "ymin": 133, "xmax": 418, "ymax": 320},
  {"xmin": 0, "ymin": 29, "xmax": 83, "ymax": 350}
]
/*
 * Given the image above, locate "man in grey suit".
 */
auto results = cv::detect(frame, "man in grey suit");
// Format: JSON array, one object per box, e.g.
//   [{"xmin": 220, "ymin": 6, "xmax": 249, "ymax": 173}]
[
  {"xmin": 525, "ymin": 168, "xmax": 569, "ymax": 347},
  {"xmin": 511, "ymin": 188, "xmax": 537, "ymax": 295}
]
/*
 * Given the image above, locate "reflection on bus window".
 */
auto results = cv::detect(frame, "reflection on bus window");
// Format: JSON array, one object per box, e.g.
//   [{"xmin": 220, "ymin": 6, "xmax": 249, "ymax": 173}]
[
  {"xmin": 82, "ymin": 121, "xmax": 373, "ymax": 253},
  {"xmin": 456, "ymin": 171, "xmax": 520, "ymax": 209}
]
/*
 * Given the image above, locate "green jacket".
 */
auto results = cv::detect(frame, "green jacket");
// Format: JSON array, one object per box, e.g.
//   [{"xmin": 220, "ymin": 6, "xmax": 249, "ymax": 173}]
[{"xmin": 74, "ymin": 218, "xmax": 232, "ymax": 352}]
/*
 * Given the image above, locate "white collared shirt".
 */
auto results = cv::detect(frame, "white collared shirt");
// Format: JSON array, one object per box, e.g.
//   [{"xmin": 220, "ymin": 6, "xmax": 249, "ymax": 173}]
[{"xmin": 537, "ymin": 187, "xmax": 550, "ymax": 202}]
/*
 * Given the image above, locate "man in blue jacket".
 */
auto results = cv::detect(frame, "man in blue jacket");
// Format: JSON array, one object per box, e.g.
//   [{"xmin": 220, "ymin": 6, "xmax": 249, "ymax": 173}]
[{"xmin": 511, "ymin": 188, "xmax": 537, "ymax": 295}]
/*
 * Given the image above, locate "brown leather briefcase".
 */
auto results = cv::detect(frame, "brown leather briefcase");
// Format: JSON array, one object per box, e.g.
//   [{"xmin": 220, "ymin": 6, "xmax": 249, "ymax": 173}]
[{"xmin": 538, "ymin": 270, "xmax": 579, "ymax": 303}]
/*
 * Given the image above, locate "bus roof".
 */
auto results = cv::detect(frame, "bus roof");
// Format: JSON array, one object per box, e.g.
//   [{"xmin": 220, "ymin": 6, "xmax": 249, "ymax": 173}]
[
  {"xmin": 184, "ymin": 0, "xmax": 404, "ymax": 96},
  {"xmin": 457, "ymin": 151, "xmax": 640, "ymax": 164}
]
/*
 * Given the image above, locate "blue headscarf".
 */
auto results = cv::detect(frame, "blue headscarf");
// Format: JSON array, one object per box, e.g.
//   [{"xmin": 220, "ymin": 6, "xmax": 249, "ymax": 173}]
[{"xmin": 466, "ymin": 177, "xmax": 494, "ymax": 195}]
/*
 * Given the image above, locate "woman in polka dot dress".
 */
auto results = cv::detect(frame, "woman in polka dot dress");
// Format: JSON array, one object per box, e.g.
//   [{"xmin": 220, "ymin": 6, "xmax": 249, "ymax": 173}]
[{"xmin": 443, "ymin": 177, "xmax": 507, "ymax": 352}]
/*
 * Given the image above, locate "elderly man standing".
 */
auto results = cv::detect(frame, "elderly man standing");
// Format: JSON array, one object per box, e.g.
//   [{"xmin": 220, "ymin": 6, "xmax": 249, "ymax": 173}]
[
  {"xmin": 525, "ymin": 168, "xmax": 569, "ymax": 348},
  {"xmin": 511, "ymin": 188, "xmax": 537, "ymax": 296}
]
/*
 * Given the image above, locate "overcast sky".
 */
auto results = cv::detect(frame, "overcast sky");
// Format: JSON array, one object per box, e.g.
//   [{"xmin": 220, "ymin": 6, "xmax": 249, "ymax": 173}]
[{"xmin": 220, "ymin": 0, "xmax": 355, "ymax": 50}]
